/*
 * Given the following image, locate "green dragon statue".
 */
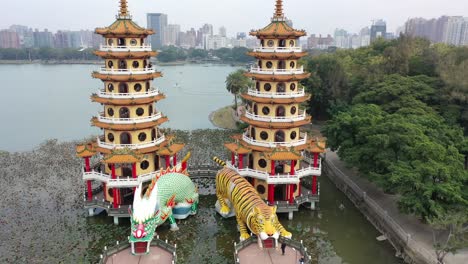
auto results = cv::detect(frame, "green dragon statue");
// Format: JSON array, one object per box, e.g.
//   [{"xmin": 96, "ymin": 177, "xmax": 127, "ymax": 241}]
[{"xmin": 128, "ymin": 154, "xmax": 198, "ymax": 254}]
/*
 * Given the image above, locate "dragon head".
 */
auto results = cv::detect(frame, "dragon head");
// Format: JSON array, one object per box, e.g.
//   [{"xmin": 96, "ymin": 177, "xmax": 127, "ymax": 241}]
[
  {"xmin": 253, "ymin": 206, "xmax": 281, "ymax": 240},
  {"xmin": 129, "ymin": 182, "xmax": 160, "ymax": 243}
]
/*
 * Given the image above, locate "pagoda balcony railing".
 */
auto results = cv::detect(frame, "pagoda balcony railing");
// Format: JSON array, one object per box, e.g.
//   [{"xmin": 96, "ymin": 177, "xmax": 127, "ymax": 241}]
[
  {"xmin": 227, "ymin": 162, "xmax": 321, "ymax": 184},
  {"xmin": 97, "ymin": 135, "xmax": 165, "ymax": 150},
  {"xmin": 244, "ymin": 111, "xmax": 307, "ymax": 123},
  {"xmin": 97, "ymin": 67, "xmax": 157, "ymax": 75},
  {"xmin": 249, "ymin": 66, "xmax": 304, "ymax": 75},
  {"xmin": 247, "ymin": 88, "xmax": 305, "ymax": 98},
  {"xmin": 242, "ymin": 132, "xmax": 307, "ymax": 148},
  {"xmin": 253, "ymin": 46, "xmax": 303, "ymax": 53},
  {"xmin": 97, "ymin": 112, "xmax": 163, "ymax": 124},
  {"xmin": 99, "ymin": 44, "xmax": 152, "ymax": 52},
  {"xmin": 82, "ymin": 170, "xmax": 155, "ymax": 188},
  {"xmin": 97, "ymin": 88, "xmax": 160, "ymax": 99}
]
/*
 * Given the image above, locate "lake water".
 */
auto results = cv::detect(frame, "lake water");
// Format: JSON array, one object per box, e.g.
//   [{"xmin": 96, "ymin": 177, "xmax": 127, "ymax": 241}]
[
  {"xmin": 0, "ymin": 64, "xmax": 403, "ymax": 264},
  {"xmin": 0, "ymin": 64, "xmax": 237, "ymax": 152}
]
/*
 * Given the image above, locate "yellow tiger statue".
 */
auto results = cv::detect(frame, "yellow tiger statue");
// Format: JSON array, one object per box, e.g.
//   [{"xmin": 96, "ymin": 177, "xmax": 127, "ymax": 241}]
[{"xmin": 213, "ymin": 157, "xmax": 292, "ymax": 243}]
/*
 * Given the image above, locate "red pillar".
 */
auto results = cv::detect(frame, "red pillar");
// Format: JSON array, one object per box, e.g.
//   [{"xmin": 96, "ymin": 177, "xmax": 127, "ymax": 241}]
[
  {"xmin": 182, "ymin": 160, "xmax": 187, "ymax": 171},
  {"xmin": 312, "ymin": 176, "xmax": 318, "ymax": 195},
  {"xmin": 231, "ymin": 152, "xmax": 235, "ymax": 165},
  {"xmin": 268, "ymin": 184, "xmax": 275, "ymax": 204},
  {"xmin": 173, "ymin": 153, "xmax": 177, "ymax": 166},
  {"xmin": 238, "ymin": 154, "xmax": 244, "ymax": 169},
  {"xmin": 111, "ymin": 164, "xmax": 118, "ymax": 209},
  {"xmin": 132, "ymin": 163, "xmax": 137, "ymax": 191},
  {"xmin": 268, "ymin": 160, "xmax": 276, "ymax": 205},
  {"xmin": 85, "ymin": 157, "xmax": 92, "ymax": 201},
  {"xmin": 290, "ymin": 160, "xmax": 295, "ymax": 175},
  {"xmin": 313, "ymin": 153, "xmax": 319, "ymax": 168},
  {"xmin": 289, "ymin": 184, "xmax": 294, "ymax": 204},
  {"xmin": 165, "ymin": 155, "xmax": 170, "ymax": 168}
]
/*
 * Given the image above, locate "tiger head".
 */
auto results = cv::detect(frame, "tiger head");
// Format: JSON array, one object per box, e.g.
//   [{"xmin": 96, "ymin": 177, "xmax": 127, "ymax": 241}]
[{"xmin": 252, "ymin": 206, "xmax": 280, "ymax": 240}]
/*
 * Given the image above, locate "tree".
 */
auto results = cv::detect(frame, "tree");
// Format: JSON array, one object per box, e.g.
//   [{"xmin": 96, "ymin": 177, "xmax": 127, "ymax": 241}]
[
  {"xmin": 429, "ymin": 210, "xmax": 468, "ymax": 264},
  {"xmin": 225, "ymin": 69, "xmax": 252, "ymax": 113},
  {"xmin": 324, "ymin": 103, "xmax": 468, "ymax": 219}
]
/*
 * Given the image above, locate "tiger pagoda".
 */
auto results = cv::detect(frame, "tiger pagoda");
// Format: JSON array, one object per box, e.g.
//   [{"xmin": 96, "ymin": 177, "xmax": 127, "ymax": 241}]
[
  {"xmin": 76, "ymin": 0, "xmax": 186, "ymax": 226},
  {"xmin": 224, "ymin": 0, "xmax": 325, "ymax": 219}
]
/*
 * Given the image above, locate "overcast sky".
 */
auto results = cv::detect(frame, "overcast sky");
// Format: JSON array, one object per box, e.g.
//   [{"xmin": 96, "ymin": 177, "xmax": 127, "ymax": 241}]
[{"xmin": 1, "ymin": 0, "xmax": 467, "ymax": 36}]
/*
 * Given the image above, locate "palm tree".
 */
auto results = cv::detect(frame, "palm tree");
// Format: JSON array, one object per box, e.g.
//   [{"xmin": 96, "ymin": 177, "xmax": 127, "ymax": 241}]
[{"xmin": 225, "ymin": 69, "xmax": 252, "ymax": 115}]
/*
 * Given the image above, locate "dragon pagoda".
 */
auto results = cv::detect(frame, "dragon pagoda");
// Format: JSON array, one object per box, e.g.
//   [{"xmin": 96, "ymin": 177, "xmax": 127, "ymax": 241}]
[
  {"xmin": 76, "ymin": 0, "xmax": 186, "ymax": 225},
  {"xmin": 224, "ymin": 0, "xmax": 326, "ymax": 220}
]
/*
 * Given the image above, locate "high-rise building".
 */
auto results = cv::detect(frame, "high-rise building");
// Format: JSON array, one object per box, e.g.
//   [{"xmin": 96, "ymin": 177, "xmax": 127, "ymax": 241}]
[
  {"xmin": 334, "ymin": 28, "xmax": 349, "ymax": 48},
  {"xmin": 219, "ymin": 26, "xmax": 227, "ymax": 37},
  {"xmin": 147, "ymin": 13, "xmax": 167, "ymax": 49},
  {"xmin": 166, "ymin": 24, "xmax": 181, "ymax": 46},
  {"xmin": 359, "ymin": 27, "xmax": 371, "ymax": 47},
  {"xmin": 201, "ymin": 24, "xmax": 214, "ymax": 36},
  {"xmin": 370, "ymin": 19, "xmax": 387, "ymax": 42},
  {"xmin": 405, "ymin": 16, "xmax": 449, "ymax": 43},
  {"xmin": 0, "ymin": 30, "xmax": 20, "ymax": 48},
  {"xmin": 205, "ymin": 35, "xmax": 227, "ymax": 50},
  {"xmin": 33, "ymin": 29, "xmax": 54, "ymax": 48},
  {"xmin": 443, "ymin": 16, "xmax": 467, "ymax": 46},
  {"xmin": 307, "ymin": 34, "xmax": 334, "ymax": 49},
  {"xmin": 237, "ymin": 32, "xmax": 247, "ymax": 40}
]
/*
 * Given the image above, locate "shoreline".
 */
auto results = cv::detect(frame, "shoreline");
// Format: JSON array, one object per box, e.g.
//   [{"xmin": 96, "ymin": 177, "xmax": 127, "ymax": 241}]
[
  {"xmin": 209, "ymin": 105, "xmax": 238, "ymax": 130},
  {"xmin": 0, "ymin": 59, "xmax": 247, "ymax": 66}
]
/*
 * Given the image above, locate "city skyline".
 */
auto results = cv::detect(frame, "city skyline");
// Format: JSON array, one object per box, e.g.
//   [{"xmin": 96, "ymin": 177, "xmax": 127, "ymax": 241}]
[{"xmin": 1, "ymin": 0, "xmax": 467, "ymax": 36}]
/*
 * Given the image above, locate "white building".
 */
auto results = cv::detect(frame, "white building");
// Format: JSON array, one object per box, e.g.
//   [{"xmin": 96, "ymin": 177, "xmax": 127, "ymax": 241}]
[
  {"xmin": 205, "ymin": 35, "xmax": 227, "ymax": 50},
  {"xmin": 165, "ymin": 24, "xmax": 181, "ymax": 46},
  {"xmin": 443, "ymin": 16, "xmax": 466, "ymax": 46}
]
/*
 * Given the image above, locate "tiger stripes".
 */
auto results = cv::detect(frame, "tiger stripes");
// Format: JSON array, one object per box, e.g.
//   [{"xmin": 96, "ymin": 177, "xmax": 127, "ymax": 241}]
[
  {"xmin": 214, "ymin": 164, "xmax": 292, "ymax": 241},
  {"xmin": 213, "ymin": 157, "xmax": 226, "ymax": 167}
]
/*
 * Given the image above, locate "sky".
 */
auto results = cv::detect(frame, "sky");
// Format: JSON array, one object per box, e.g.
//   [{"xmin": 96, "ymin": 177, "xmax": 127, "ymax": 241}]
[{"xmin": 1, "ymin": 0, "xmax": 467, "ymax": 36}]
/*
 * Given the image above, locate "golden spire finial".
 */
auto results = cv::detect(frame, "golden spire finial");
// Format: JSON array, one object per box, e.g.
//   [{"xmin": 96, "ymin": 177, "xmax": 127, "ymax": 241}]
[
  {"xmin": 274, "ymin": 0, "xmax": 284, "ymax": 18},
  {"xmin": 119, "ymin": 0, "xmax": 129, "ymax": 17}
]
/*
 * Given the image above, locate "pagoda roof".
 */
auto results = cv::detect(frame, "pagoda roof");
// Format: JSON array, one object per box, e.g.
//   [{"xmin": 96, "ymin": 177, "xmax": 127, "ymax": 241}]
[
  {"xmin": 250, "ymin": 0, "xmax": 306, "ymax": 39},
  {"xmin": 266, "ymin": 147, "xmax": 303, "ymax": 161},
  {"xmin": 91, "ymin": 116, "xmax": 169, "ymax": 131},
  {"xmin": 224, "ymin": 142, "xmax": 252, "ymax": 155},
  {"xmin": 240, "ymin": 115, "xmax": 311, "ymax": 129},
  {"xmin": 157, "ymin": 143, "xmax": 186, "ymax": 156},
  {"xmin": 250, "ymin": 21, "xmax": 306, "ymax": 39},
  {"xmin": 241, "ymin": 93, "xmax": 310, "ymax": 104},
  {"xmin": 91, "ymin": 93, "xmax": 166, "ymax": 106},
  {"xmin": 76, "ymin": 143, "xmax": 96, "ymax": 158},
  {"xmin": 307, "ymin": 138, "xmax": 327, "ymax": 153},
  {"xmin": 95, "ymin": 19, "xmax": 154, "ymax": 37},
  {"xmin": 102, "ymin": 148, "xmax": 143, "ymax": 164}
]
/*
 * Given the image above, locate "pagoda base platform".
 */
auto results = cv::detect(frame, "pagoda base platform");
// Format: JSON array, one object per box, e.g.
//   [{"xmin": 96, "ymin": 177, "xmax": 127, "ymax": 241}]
[
  {"xmin": 99, "ymin": 240, "xmax": 176, "ymax": 264},
  {"xmin": 234, "ymin": 237, "xmax": 311, "ymax": 264},
  {"xmin": 103, "ymin": 246, "xmax": 172, "ymax": 264}
]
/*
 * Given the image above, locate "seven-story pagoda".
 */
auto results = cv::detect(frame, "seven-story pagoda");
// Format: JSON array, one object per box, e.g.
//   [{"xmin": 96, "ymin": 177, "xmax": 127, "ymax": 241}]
[
  {"xmin": 76, "ymin": 0, "xmax": 186, "ymax": 224},
  {"xmin": 225, "ymin": 0, "xmax": 325, "ymax": 219}
]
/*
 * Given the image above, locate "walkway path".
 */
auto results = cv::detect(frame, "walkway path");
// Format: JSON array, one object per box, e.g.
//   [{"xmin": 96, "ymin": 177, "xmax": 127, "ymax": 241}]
[{"xmin": 326, "ymin": 150, "xmax": 468, "ymax": 264}]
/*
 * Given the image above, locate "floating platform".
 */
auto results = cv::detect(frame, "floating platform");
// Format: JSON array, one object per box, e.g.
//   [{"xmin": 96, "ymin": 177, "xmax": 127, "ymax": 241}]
[
  {"xmin": 234, "ymin": 237, "xmax": 312, "ymax": 264},
  {"xmin": 99, "ymin": 240, "xmax": 176, "ymax": 264}
]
